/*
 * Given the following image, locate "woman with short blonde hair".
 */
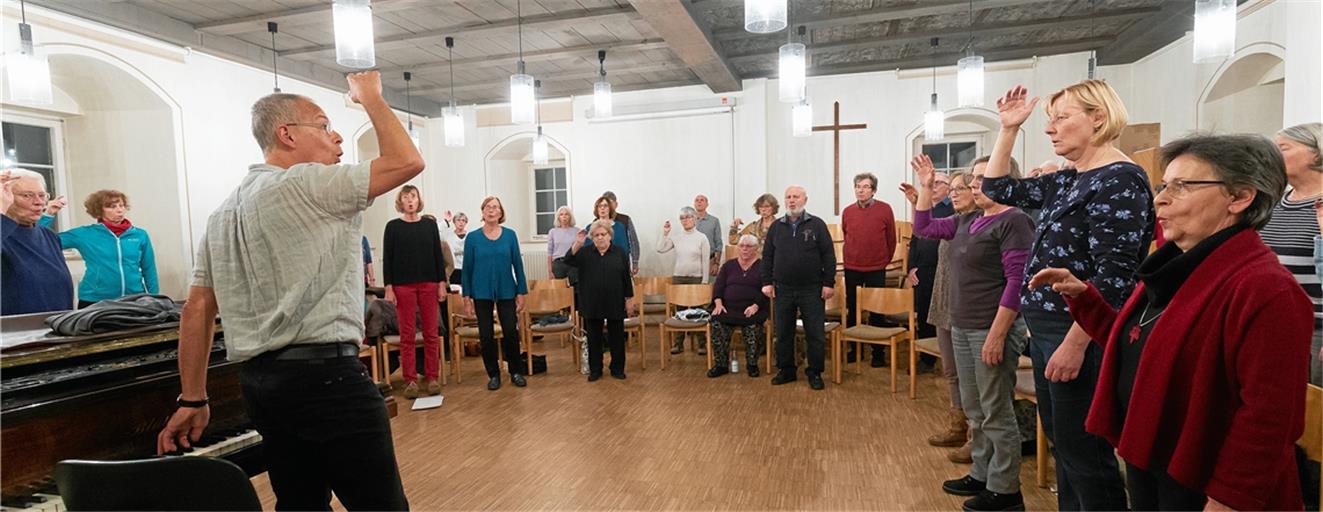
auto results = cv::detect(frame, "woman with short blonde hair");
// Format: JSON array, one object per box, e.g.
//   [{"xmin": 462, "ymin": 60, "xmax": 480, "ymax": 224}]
[{"xmin": 548, "ymin": 205, "xmax": 580, "ymax": 285}]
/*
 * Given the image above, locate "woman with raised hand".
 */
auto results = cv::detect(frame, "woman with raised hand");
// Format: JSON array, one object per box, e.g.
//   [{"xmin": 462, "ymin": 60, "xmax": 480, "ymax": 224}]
[
  {"xmin": 979, "ymin": 81, "xmax": 1153, "ymax": 511},
  {"xmin": 562, "ymin": 219, "xmax": 634, "ymax": 381},
  {"xmin": 41, "ymin": 189, "xmax": 158, "ymax": 308}
]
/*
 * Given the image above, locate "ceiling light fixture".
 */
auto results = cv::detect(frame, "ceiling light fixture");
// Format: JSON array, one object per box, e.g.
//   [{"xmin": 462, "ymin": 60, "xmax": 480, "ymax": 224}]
[
  {"xmin": 779, "ymin": 24, "xmax": 807, "ymax": 103},
  {"xmin": 594, "ymin": 50, "xmax": 613, "ymax": 118},
  {"xmin": 404, "ymin": 71, "xmax": 420, "ymax": 148},
  {"xmin": 509, "ymin": 0, "xmax": 536, "ymax": 125},
  {"xmin": 7, "ymin": 0, "xmax": 53, "ymax": 105},
  {"xmin": 532, "ymin": 80, "xmax": 548, "ymax": 165},
  {"xmin": 443, "ymin": 36, "xmax": 465, "ymax": 147},
  {"xmin": 956, "ymin": 0, "xmax": 984, "ymax": 107},
  {"xmin": 924, "ymin": 37, "xmax": 944, "ymax": 141},
  {"xmin": 332, "ymin": 0, "xmax": 375, "ymax": 69},
  {"xmin": 1193, "ymin": 0, "xmax": 1236, "ymax": 63},
  {"xmin": 744, "ymin": 0, "xmax": 787, "ymax": 34}
]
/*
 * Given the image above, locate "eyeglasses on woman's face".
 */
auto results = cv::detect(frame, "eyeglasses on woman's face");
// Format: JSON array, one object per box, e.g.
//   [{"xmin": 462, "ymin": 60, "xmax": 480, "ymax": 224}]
[{"xmin": 1154, "ymin": 178, "xmax": 1226, "ymax": 198}]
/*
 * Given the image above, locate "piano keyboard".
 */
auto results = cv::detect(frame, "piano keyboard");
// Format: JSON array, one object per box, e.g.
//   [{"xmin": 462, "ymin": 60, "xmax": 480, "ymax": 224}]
[{"xmin": 0, "ymin": 428, "xmax": 262, "ymax": 512}]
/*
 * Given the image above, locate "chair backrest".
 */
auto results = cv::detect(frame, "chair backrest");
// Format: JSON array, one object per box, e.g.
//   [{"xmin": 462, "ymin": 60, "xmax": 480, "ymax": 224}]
[
  {"xmin": 530, "ymin": 278, "xmax": 569, "ymax": 291},
  {"xmin": 826, "ymin": 223, "xmax": 843, "ymax": 242},
  {"xmin": 665, "ymin": 283, "xmax": 712, "ymax": 310},
  {"xmin": 893, "ymin": 220, "xmax": 913, "ymax": 272},
  {"xmin": 1300, "ymin": 384, "xmax": 1323, "ymax": 462},
  {"xmin": 636, "ymin": 276, "xmax": 672, "ymax": 303},
  {"xmin": 855, "ymin": 286, "xmax": 913, "ymax": 325},
  {"xmin": 524, "ymin": 287, "xmax": 575, "ymax": 317},
  {"xmin": 55, "ymin": 457, "xmax": 261, "ymax": 511},
  {"xmin": 825, "ymin": 275, "xmax": 846, "ymax": 313},
  {"xmin": 724, "ymin": 244, "xmax": 738, "ymax": 261}
]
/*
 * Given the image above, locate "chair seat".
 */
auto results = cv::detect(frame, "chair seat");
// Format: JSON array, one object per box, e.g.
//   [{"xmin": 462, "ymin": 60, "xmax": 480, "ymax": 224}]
[
  {"xmin": 381, "ymin": 333, "xmax": 425, "ymax": 345},
  {"xmin": 663, "ymin": 317, "xmax": 708, "ymax": 329},
  {"xmin": 915, "ymin": 337, "xmax": 941, "ymax": 356},
  {"xmin": 795, "ymin": 321, "xmax": 841, "ymax": 333},
  {"xmin": 841, "ymin": 325, "xmax": 906, "ymax": 340},
  {"xmin": 642, "ymin": 314, "xmax": 668, "ymax": 324},
  {"xmin": 642, "ymin": 303, "xmax": 666, "ymax": 314},
  {"xmin": 530, "ymin": 322, "xmax": 574, "ymax": 333},
  {"xmin": 456, "ymin": 325, "xmax": 501, "ymax": 337},
  {"xmin": 623, "ymin": 317, "xmax": 641, "ymax": 328},
  {"xmin": 1015, "ymin": 369, "xmax": 1036, "ymax": 399}
]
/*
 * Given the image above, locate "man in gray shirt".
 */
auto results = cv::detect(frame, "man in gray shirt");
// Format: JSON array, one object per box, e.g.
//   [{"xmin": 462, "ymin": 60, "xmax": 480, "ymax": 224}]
[
  {"xmin": 693, "ymin": 194, "xmax": 722, "ymax": 279},
  {"xmin": 157, "ymin": 71, "xmax": 424, "ymax": 511}
]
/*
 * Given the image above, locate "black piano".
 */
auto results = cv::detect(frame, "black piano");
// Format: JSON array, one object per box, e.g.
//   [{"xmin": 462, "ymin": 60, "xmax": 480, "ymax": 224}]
[{"xmin": 1, "ymin": 312, "xmax": 261, "ymax": 511}]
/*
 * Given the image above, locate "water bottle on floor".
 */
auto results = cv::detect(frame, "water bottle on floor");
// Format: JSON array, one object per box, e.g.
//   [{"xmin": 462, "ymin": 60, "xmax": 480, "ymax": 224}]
[{"xmin": 731, "ymin": 359, "xmax": 739, "ymax": 373}]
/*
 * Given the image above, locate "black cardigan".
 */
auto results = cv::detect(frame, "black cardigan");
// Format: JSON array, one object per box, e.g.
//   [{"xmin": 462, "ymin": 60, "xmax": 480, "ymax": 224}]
[{"xmin": 563, "ymin": 243, "xmax": 634, "ymax": 319}]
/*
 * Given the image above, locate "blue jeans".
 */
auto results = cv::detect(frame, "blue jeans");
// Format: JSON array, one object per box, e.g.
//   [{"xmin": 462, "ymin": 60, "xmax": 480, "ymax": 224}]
[
  {"xmin": 241, "ymin": 353, "xmax": 408, "ymax": 511},
  {"xmin": 952, "ymin": 319, "xmax": 1029, "ymax": 494},
  {"xmin": 774, "ymin": 284, "xmax": 826, "ymax": 375},
  {"xmin": 1024, "ymin": 309, "xmax": 1127, "ymax": 511}
]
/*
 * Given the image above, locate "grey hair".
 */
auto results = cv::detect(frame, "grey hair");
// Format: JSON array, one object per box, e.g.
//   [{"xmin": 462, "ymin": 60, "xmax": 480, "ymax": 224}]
[
  {"xmin": 737, "ymin": 234, "xmax": 759, "ymax": 246},
  {"xmin": 588, "ymin": 218, "xmax": 614, "ymax": 237},
  {"xmin": 251, "ymin": 93, "xmax": 313, "ymax": 153},
  {"xmin": 555, "ymin": 206, "xmax": 575, "ymax": 227},
  {"xmin": 678, "ymin": 206, "xmax": 697, "ymax": 218},
  {"xmin": 970, "ymin": 155, "xmax": 1021, "ymax": 179},
  {"xmin": 453, "ymin": 212, "xmax": 468, "ymax": 223},
  {"xmin": 1278, "ymin": 122, "xmax": 1323, "ymax": 173},
  {"xmin": 4, "ymin": 168, "xmax": 47, "ymax": 189},
  {"xmin": 1159, "ymin": 133, "xmax": 1286, "ymax": 230}
]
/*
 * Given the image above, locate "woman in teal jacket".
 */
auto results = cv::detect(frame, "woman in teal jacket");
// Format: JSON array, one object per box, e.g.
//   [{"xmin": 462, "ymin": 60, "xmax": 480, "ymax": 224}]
[{"xmin": 40, "ymin": 190, "xmax": 158, "ymax": 308}]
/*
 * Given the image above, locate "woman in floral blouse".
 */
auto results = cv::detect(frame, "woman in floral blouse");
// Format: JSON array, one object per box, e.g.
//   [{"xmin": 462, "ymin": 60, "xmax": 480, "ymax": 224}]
[{"xmin": 980, "ymin": 81, "xmax": 1153, "ymax": 512}]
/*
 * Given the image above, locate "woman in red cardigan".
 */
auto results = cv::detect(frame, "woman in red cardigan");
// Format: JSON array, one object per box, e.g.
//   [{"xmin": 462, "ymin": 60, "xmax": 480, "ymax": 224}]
[{"xmin": 1031, "ymin": 134, "xmax": 1314, "ymax": 511}]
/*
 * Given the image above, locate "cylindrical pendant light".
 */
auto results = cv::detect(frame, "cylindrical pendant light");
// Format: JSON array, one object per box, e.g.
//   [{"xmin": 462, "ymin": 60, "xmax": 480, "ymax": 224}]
[
  {"xmin": 532, "ymin": 126, "xmax": 549, "ymax": 165},
  {"xmin": 6, "ymin": 0, "xmax": 52, "ymax": 105},
  {"xmin": 332, "ymin": 0, "xmax": 375, "ymax": 69},
  {"xmin": 791, "ymin": 98, "xmax": 812, "ymax": 138},
  {"xmin": 444, "ymin": 36, "xmax": 465, "ymax": 147},
  {"xmin": 509, "ymin": 0, "xmax": 535, "ymax": 125},
  {"xmin": 956, "ymin": 1, "xmax": 983, "ymax": 107},
  {"xmin": 778, "ymin": 26, "xmax": 807, "ymax": 103},
  {"xmin": 594, "ymin": 50, "xmax": 613, "ymax": 118},
  {"xmin": 403, "ymin": 71, "xmax": 421, "ymax": 148},
  {"xmin": 1193, "ymin": 0, "xmax": 1236, "ymax": 63},
  {"xmin": 924, "ymin": 39, "xmax": 944, "ymax": 140},
  {"xmin": 744, "ymin": 0, "xmax": 787, "ymax": 34}
]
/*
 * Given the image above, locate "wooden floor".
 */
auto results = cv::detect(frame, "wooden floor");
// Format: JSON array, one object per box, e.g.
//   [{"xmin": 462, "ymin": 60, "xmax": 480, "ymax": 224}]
[{"xmin": 251, "ymin": 336, "xmax": 1058, "ymax": 510}]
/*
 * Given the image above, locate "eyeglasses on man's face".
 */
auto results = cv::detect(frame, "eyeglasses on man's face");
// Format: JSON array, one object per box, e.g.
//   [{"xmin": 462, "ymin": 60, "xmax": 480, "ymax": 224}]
[
  {"xmin": 285, "ymin": 121, "xmax": 333, "ymax": 134},
  {"xmin": 14, "ymin": 191, "xmax": 48, "ymax": 202},
  {"xmin": 1154, "ymin": 178, "xmax": 1225, "ymax": 198}
]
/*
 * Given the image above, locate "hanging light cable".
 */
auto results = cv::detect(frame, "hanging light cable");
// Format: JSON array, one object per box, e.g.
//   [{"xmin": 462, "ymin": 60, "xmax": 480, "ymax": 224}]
[
  {"xmin": 333, "ymin": 0, "xmax": 375, "ymax": 68},
  {"xmin": 956, "ymin": 0, "xmax": 984, "ymax": 107},
  {"xmin": 1193, "ymin": 0, "xmax": 1235, "ymax": 63},
  {"xmin": 532, "ymin": 80, "xmax": 549, "ymax": 165},
  {"xmin": 268, "ymin": 22, "xmax": 281, "ymax": 92},
  {"xmin": 404, "ymin": 71, "xmax": 421, "ymax": 148},
  {"xmin": 443, "ymin": 37, "xmax": 465, "ymax": 147},
  {"xmin": 7, "ymin": 0, "xmax": 53, "ymax": 105},
  {"xmin": 1087, "ymin": 0, "xmax": 1097, "ymax": 79},
  {"xmin": 744, "ymin": 0, "xmax": 787, "ymax": 34},
  {"xmin": 594, "ymin": 50, "xmax": 613, "ymax": 118},
  {"xmin": 509, "ymin": 0, "xmax": 536, "ymax": 125},
  {"xmin": 924, "ymin": 37, "xmax": 944, "ymax": 140},
  {"xmin": 779, "ymin": 24, "xmax": 807, "ymax": 103}
]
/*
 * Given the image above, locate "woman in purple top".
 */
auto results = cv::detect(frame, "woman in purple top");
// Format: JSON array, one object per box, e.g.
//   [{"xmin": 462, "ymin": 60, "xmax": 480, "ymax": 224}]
[
  {"xmin": 912, "ymin": 153, "xmax": 1035, "ymax": 511},
  {"xmin": 546, "ymin": 206, "xmax": 580, "ymax": 285},
  {"xmin": 706, "ymin": 234, "xmax": 770, "ymax": 378}
]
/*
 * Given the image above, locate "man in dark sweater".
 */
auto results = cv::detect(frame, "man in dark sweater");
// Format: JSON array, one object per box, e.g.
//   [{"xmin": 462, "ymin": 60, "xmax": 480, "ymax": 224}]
[
  {"xmin": 1, "ymin": 169, "xmax": 73, "ymax": 315},
  {"xmin": 841, "ymin": 172, "xmax": 898, "ymax": 366},
  {"xmin": 761, "ymin": 185, "xmax": 836, "ymax": 390}
]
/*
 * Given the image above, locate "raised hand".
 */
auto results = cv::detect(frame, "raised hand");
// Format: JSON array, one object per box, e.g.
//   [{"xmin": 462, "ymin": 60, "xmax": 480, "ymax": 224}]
[
  {"xmin": 732, "ymin": 217, "xmax": 743, "ymax": 228},
  {"xmin": 444, "ymin": 210, "xmax": 453, "ymax": 222},
  {"xmin": 44, "ymin": 195, "xmax": 66, "ymax": 216},
  {"xmin": 898, "ymin": 183, "xmax": 918, "ymax": 205},
  {"xmin": 996, "ymin": 85, "xmax": 1039, "ymax": 129},
  {"xmin": 662, "ymin": 220, "xmax": 671, "ymax": 236},
  {"xmin": 0, "ymin": 171, "xmax": 15, "ymax": 214},
  {"xmin": 346, "ymin": 71, "xmax": 383, "ymax": 105},
  {"xmin": 1028, "ymin": 268, "xmax": 1087, "ymax": 298},
  {"xmin": 910, "ymin": 154, "xmax": 936, "ymax": 189}
]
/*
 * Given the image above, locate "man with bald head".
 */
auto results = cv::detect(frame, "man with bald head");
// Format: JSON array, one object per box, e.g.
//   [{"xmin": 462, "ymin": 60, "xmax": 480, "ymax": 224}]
[
  {"xmin": 157, "ymin": 71, "xmax": 423, "ymax": 510},
  {"xmin": 692, "ymin": 194, "xmax": 722, "ymax": 279},
  {"xmin": 1, "ymin": 168, "xmax": 74, "ymax": 315},
  {"xmin": 760, "ymin": 185, "xmax": 836, "ymax": 390}
]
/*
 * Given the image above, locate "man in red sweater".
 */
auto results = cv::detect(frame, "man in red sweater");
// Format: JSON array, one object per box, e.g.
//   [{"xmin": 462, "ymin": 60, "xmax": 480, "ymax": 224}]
[{"xmin": 841, "ymin": 172, "xmax": 897, "ymax": 366}]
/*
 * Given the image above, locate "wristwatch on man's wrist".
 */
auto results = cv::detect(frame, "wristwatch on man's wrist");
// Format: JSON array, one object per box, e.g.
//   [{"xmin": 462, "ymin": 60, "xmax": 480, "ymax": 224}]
[{"xmin": 176, "ymin": 395, "xmax": 209, "ymax": 408}]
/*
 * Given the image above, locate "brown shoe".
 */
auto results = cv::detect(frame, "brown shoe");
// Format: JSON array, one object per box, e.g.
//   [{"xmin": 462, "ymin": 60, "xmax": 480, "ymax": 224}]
[
  {"xmin": 928, "ymin": 408, "xmax": 969, "ymax": 447},
  {"xmin": 948, "ymin": 439, "xmax": 973, "ymax": 464},
  {"xmin": 426, "ymin": 380, "xmax": 442, "ymax": 396},
  {"xmin": 403, "ymin": 381, "xmax": 421, "ymax": 399},
  {"xmin": 670, "ymin": 340, "xmax": 684, "ymax": 355}
]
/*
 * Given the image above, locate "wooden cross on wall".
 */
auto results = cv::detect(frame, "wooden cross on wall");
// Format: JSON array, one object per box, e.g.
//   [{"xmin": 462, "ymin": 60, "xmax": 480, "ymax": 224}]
[{"xmin": 812, "ymin": 101, "xmax": 868, "ymax": 215}]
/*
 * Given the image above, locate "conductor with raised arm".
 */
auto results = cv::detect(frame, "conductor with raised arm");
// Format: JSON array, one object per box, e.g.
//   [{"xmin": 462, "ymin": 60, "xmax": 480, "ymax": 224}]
[{"xmin": 156, "ymin": 72, "xmax": 424, "ymax": 511}]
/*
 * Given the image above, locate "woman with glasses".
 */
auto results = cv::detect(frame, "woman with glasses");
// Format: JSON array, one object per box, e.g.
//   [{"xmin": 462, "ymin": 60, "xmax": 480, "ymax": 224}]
[
  {"xmin": 562, "ymin": 219, "xmax": 634, "ymax": 381},
  {"xmin": 707, "ymin": 234, "xmax": 770, "ymax": 378},
  {"xmin": 40, "ymin": 189, "xmax": 158, "ymax": 309},
  {"xmin": 657, "ymin": 206, "xmax": 712, "ymax": 355},
  {"xmin": 979, "ymin": 81, "xmax": 1152, "ymax": 511},
  {"xmin": 1264, "ymin": 122, "xmax": 1322, "ymax": 383},
  {"xmin": 728, "ymin": 193, "xmax": 780, "ymax": 253},
  {"xmin": 1030, "ymin": 134, "xmax": 1312, "ymax": 511},
  {"xmin": 462, "ymin": 196, "xmax": 529, "ymax": 391}
]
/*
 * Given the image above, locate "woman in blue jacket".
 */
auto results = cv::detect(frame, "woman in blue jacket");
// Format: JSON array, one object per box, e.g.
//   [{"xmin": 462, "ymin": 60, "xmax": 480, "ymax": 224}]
[
  {"xmin": 462, "ymin": 196, "xmax": 529, "ymax": 391},
  {"xmin": 41, "ymin": 190, "xmax": 158, "ymax": 308}
]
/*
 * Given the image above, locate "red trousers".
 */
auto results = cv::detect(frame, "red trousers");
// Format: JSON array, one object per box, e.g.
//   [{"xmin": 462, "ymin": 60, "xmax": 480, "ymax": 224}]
[{"xmin": 394, "ymin": 282, "xmax": 440, "ymax": 382}]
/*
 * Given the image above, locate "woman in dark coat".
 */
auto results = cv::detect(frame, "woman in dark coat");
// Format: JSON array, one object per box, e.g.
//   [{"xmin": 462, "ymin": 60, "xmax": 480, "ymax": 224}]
[{"xmin": 563, "ymin": 218, "xmax": 634, "ymax": 381}]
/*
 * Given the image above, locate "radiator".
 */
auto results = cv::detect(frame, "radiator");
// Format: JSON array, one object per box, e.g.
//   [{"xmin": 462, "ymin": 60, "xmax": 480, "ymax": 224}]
[{"xmin": 522, "ymin": 248, "xmax": 550, "ymax": 280}]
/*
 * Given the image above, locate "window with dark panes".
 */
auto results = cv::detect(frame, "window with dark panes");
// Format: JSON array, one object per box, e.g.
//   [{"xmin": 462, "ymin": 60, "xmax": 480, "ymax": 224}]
[
  {"xmin": 2, "ymin": 121, "xmax": 57, "ymax": 192},
  {"xmin": 532, "ymin": 166, "xmax": 567, "ymax": 236}
]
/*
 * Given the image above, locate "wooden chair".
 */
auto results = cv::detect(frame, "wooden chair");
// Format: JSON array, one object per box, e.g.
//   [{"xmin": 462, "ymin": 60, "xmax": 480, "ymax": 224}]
[
  {"xmin": 447, "ymin": 295, "xmax": 498, "ymax": 384},
  {"xmin": 658, "ymin": 283, "xmax": 712, "ymax": 370},
  {"xmin": 359, "ymin": 343, "xmax": 381, "ymax": 383},
  {"xmin": 622, "ymin": 278, "xmax": 652, "ymax": 371},
  {"xmin": 530, "ymin": 278, "xmax": 569, "ymax": 291},
  {"xmin": 55, "ymin": 457, "xmax": 261, "ymax": 511},
  {"xmin": 635, "ymin": 276, "xmax": 672, "ymax": 353},
  {"xmin": 724, "ymin": 244, "xmax": 739, "ymax": 262},
  {"xmin": 1300, "ymin": 384, "xmax": 1323, "ymax": 510},
  {"xmin": 802, "ymin": 275, "xmax": 845, "ymax": 384},
  {"xmin": 839, "ymin": 287, "xmax": 916, "ymax": 397},
  {"xmin": 705, "ymin": 299, "xmax": 775, "ymax": 375},
  {"xmin": 885, "ymin": 221, "xmax": 914, "ymax": 287},
  {"xmin": 1015, "ymin": 360, "xmax": 1051, "ymax": 489},
  {"xmin": 377, "ymin": 332, "xmax": 447, "ymax": 386},
  {"xmin": 521, "ymin": 286, "xmax": 576, "ymax": 375}
]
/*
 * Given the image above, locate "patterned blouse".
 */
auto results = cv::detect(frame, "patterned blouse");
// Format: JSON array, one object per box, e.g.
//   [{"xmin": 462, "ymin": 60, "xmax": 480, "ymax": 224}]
[{"xmin": 982, "ymin": 162, "xmax": 1154, "ymax": 314}]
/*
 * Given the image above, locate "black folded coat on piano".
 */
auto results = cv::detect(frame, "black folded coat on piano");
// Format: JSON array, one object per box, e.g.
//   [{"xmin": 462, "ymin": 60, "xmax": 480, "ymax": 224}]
[{"xmin": 45, "ymin": 294, "xmax": 182, "ymax": 336}]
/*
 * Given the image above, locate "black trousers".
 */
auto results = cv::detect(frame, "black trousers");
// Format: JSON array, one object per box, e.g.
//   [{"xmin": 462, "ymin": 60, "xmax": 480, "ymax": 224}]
[
  {"xmin": 474, "ymin": 299, "xmax": 523, "ymax": 377},
  {"xmin": 912, "ymin": 264, "xmax": 937, "ymax": 339},
  {"xmin": 844, "ymin": 269, "xmax": 888, "ymax": 359},
  {"xmin": 240, "ymin": 354, "xmax": 407, "ymax": 511},
  {"xmin": 1125, "ymin": 462, "xmax": 1206, "ymax": 511},
  {"xmin": 583, "ymin": 317, "xmax": 625, "ymax": 374},
  {"xmin": 774, "ymin": 284, "xmax": 826, "ymax": 375}
]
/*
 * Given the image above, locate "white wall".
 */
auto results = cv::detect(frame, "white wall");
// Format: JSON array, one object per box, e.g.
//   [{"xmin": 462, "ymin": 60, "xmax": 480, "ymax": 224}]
[{"xmin": 3, "ymin": 0, "xmax": 1318, "ymax": 285}]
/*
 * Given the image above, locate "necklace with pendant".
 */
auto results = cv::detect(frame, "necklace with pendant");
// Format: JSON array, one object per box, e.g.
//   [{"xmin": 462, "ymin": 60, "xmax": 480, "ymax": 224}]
[{"xmin": 1128, "ymin": 303, "xmax": 1162, "ymax": 343}]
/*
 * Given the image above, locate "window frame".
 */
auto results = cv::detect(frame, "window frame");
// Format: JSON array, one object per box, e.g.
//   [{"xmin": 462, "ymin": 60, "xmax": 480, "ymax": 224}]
[{"xmin": 528, "ymin": 163, "xmax": 569, "ymax": 238}]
